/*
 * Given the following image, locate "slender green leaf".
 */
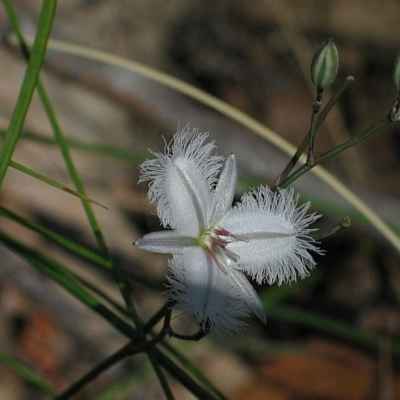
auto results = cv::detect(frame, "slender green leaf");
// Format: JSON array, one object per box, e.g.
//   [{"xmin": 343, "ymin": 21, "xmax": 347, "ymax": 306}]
[
  {"xmin": 265, "ymin": 305, "xmax": 400, "ymax": 356},
  {"xmin": 161, "ymin": 341, "xmax": 227, "ymax": 400},
  {"xmin": 0, "ymin": 349, "xmax": 57, "ymax": 396},
  {"xmin": 0, "ymin": 228, "xmax": 136, "ymax": 338},
  {"xmin": 3, "ymin": 129, "xmax": 145, "ymax": 163},
  {"xmin": 148, "ymin": 349, "xmax": 175, "ymax": 400},
  {"xmin": 154, "ymin": 348, "xmax": 221, "ymax": 400},
  {"xmin": 0, "ymin": 205, "xmax": 110, "ymax": 268},
  {"xmin": 0, "ymin": 0, "xmax": 57, "ymax": 186},
  {"xmin": 10, "ymin": 160, "xmax": 107, "ymax": 208},
  {"xmin": 5, "ymin": 0, "xmax": 144, "ymax": 331},
  {"xmin": 53, "ymin": 344, "xmax": 130, "ymax": 400},
  {"xmin": 0, "ymin": 205, "xmax": 163, "ymax": 293}
]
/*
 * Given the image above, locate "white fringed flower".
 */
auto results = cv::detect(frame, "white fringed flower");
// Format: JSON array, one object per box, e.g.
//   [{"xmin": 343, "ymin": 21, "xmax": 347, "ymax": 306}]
[{"xmin": 135, "ymin": 125, "xmax": 322, "ymax": 336}]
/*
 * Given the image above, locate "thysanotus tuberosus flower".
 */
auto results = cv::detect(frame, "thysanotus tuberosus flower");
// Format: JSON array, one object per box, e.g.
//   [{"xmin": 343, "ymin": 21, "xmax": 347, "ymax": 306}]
[{"xmin": 135, "ymin": 125, "xmax": 322, "ymax": 336}]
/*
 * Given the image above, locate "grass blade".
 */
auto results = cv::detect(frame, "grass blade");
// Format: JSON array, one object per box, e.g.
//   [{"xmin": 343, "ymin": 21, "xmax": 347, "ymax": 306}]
[
  {"xmin": 10, "ymin": 160, "xmax": 107, "ymax": 209},
  {"xmin": 0, "ymin": 349, "xmax": 57, "ymax": 396},
  {"xmin": 0, "ymin": 0, "xmax": 57, "ymax": 186},
  {"xmin": 0, "ymin": 228, "xmax": 136, "ymax": 338}
]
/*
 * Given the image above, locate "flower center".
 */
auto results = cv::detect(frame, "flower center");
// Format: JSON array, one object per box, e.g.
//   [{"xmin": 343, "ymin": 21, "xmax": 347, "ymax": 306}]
[{"xmin": 200, "ymin": 227, "xmax": 249, "ymax": 272}]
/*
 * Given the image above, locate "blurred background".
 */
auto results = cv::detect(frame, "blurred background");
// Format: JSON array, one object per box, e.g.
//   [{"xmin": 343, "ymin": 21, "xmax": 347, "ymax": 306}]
[{"xmin": 1, "ymin": 0, "xmax": 400, "ymax": 399}]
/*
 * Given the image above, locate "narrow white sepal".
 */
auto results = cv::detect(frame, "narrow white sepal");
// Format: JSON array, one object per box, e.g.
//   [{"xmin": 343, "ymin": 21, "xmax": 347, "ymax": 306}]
[
  {"xmin": 135, "ymin": 231, "xmax": 194, "ymax": 253},
  {"xmin": 209, "ymin": 154, "xmax": 237, "ymax": 227},
  {"xmin": 228, "ymin": 267, "xmax": 267, "ymax": 324}
]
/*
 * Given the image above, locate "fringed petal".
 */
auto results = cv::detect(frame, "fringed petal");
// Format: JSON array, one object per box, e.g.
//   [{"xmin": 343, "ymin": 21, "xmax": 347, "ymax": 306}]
[
  {"xmin": 139, "ymin": 125, "xmax": 222, "ymax": 233},
  {"xmin": 166, "ymin": 248, "xmax": 250, "ymax": 336},
  {"xmin": 222, "ymin": 186, "xmax": 322, "ymax": 285}
]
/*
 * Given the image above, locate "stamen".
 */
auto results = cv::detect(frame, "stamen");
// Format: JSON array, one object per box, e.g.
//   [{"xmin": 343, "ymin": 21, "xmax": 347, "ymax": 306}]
[
  {"xmin": 208, "ymin": 246, "xmax": 229, "ymax": 273},
  {"xmin": 214, "ymin": 227, "xmax": 249, "ymax": 243},
  {"xmin": 203, "ymin": 226, "xmax": 248, "ymax": 273},
  {"xmin": 223, "ymin": 247, "xmax": 240, "ymax": 262}
]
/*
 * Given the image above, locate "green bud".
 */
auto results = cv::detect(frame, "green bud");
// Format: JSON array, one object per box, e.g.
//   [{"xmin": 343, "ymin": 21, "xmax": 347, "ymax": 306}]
[
  {"xmin": 392, "ymin": 50, "xmax": 400, "ymax": 91},
  {"xmin": 310, "ymin": 39, "xmax": 339, "ymax": 90}
]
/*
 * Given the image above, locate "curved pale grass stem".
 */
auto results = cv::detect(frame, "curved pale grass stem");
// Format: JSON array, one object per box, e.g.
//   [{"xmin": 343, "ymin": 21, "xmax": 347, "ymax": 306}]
[{"xmin": 11, "ymin": 36, "xmax": 400, "ymax": 253}]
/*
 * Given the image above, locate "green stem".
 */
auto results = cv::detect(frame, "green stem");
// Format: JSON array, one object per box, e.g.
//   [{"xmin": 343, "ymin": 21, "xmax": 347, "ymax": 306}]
[
  {"xmin": 316, "ymin": 117, "xmax": 391, "ymax": 164},
  {"xmin": 143, "ymin": 301, "xmax": 173, "ymax": 333},
  {"xmin": 307, "ymin": 89, "xmax": 324, "ymax": 165},
  {"xmin": 53, "ymin": 343, "xmax": 130, "ymax": 400},
  {"xmin": 279, "ymin": 116, "xmax": 392, "ymax": 188},
  {"xmin": 153, "ymin": 348, "xmax": 221, "ymax": 400},
  {"xmin": 312, "ymin": 217, "xmax": 352, "ymax": 241},
  {"xmin": 148, "ymin": 349, "xmax": 175, "ymax": 400},
  {"xmin": 275, "ymin": 76, "xmax": 354, "ymax": 186},
  {"xmin": 160, "ymin": 341, "xmax": 228, "ymax": 400},
  {"xmin": 0, "ymin": 0, "xmax": 57, "ymax": 187}
]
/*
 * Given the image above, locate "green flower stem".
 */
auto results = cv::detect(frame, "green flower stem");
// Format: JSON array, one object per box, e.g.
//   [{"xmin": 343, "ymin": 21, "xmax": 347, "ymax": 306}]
[
  {"xmin": 316, "ymin": 116, "xmax": 391, "ymax": 164},
  {"xmin": 143, "ymin": 301, "xmax": 174, "ymax": 333},
  {"xmin": 0, "ymin": 0, "xmax": 57, "ymax": 187},
  {"xmin": 160, "ymin": 342, "xmax": 228, "ymax": 400},
  {"xmin": 275, "ymin": 76, "xmax": 355, "ymax": 186},
  {"xmin": 153, "ymin": 348, "xmax": 222, "ymax": 400},
  {"xmin": 279, "ymin": 116, "xmax": 392, "ymax": 188},
  {"xmin": 147, "ymin": 349, "xmax": 175, "ymax": 400},
  {"xmin": 54, "ymin": 338, "xmax": 217, "ymax": 400},
  {"xmin": 312, "ymin": 217, "xmax": 352, "ymax": 241},
  {"xmin": 307, "ymin": 89, "xmax": 324, "ymax": 165},
  {"xmin": 318, "ymin": 76, "xmax": 355, "ymax": 123},
  {"xmin": 53, "ymin": 343, "xmax": 130, "ymax": 400}
]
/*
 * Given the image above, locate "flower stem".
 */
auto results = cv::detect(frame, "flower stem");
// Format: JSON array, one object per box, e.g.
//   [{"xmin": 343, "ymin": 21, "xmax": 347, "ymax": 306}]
[
  {"xmin": 144, "ymin": 300, "xmax": 174, "ymax": 333},
  {"xmin": 316, "ymin": 117, "xmax": 391, "ymax": 165},
  {"xmin": 312, "ymin": 217, "xmax": 352, "ymax": 241},
  {"xmin": 53, "ymin": 343, "xmax": 130, "ymax": 400},
  {"xmin": 148, "ymin": 349, "xmax": 175, "ymax": 400},
  {"xmin": 274, "ymin": 76, "xmax": 355, "ymax": 186},
  {"xmin": 279, "ymin": 116, "xmax": 392, "ymax": 188},
  {"xmin": 161, "ymin": 306, "xmax": 209, "ymax": 341},
  {"xmin": 307, "ymin": 88, "xmax": 324, "ymax": 165}
]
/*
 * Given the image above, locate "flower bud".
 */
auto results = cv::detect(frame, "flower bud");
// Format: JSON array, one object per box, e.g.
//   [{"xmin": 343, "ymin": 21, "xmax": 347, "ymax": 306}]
[
  {"xmin": 392, "ymin": 50, "xmax": 400, "ymax": 91},
  {"xmin": 310, "ymin": 39, "xmax": 339, "ymax": 90}
]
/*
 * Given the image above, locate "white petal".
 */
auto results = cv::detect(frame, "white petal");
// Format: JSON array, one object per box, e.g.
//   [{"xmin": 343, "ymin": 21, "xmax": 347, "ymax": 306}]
[
  {"xmin": 166, "ymin": 247, "xmax": 250, "ymax": 336},
  {"xmin": 135, "ymin": 231, "xmax": 194, "ymax": 253},
  {"xmin": 221, "ymin": 186, "xmax": 322, "ymax": 285},
  {"xmin": 170, "ymin": 158, "xmax": 212, "ymax": 234},
  {"xmin": 209, "ymin": 154, "xmax": 237, "ymax": 227},
  {"xmin": 139, "ymin": 125, "xmax": 223, "ymax": 233}
]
